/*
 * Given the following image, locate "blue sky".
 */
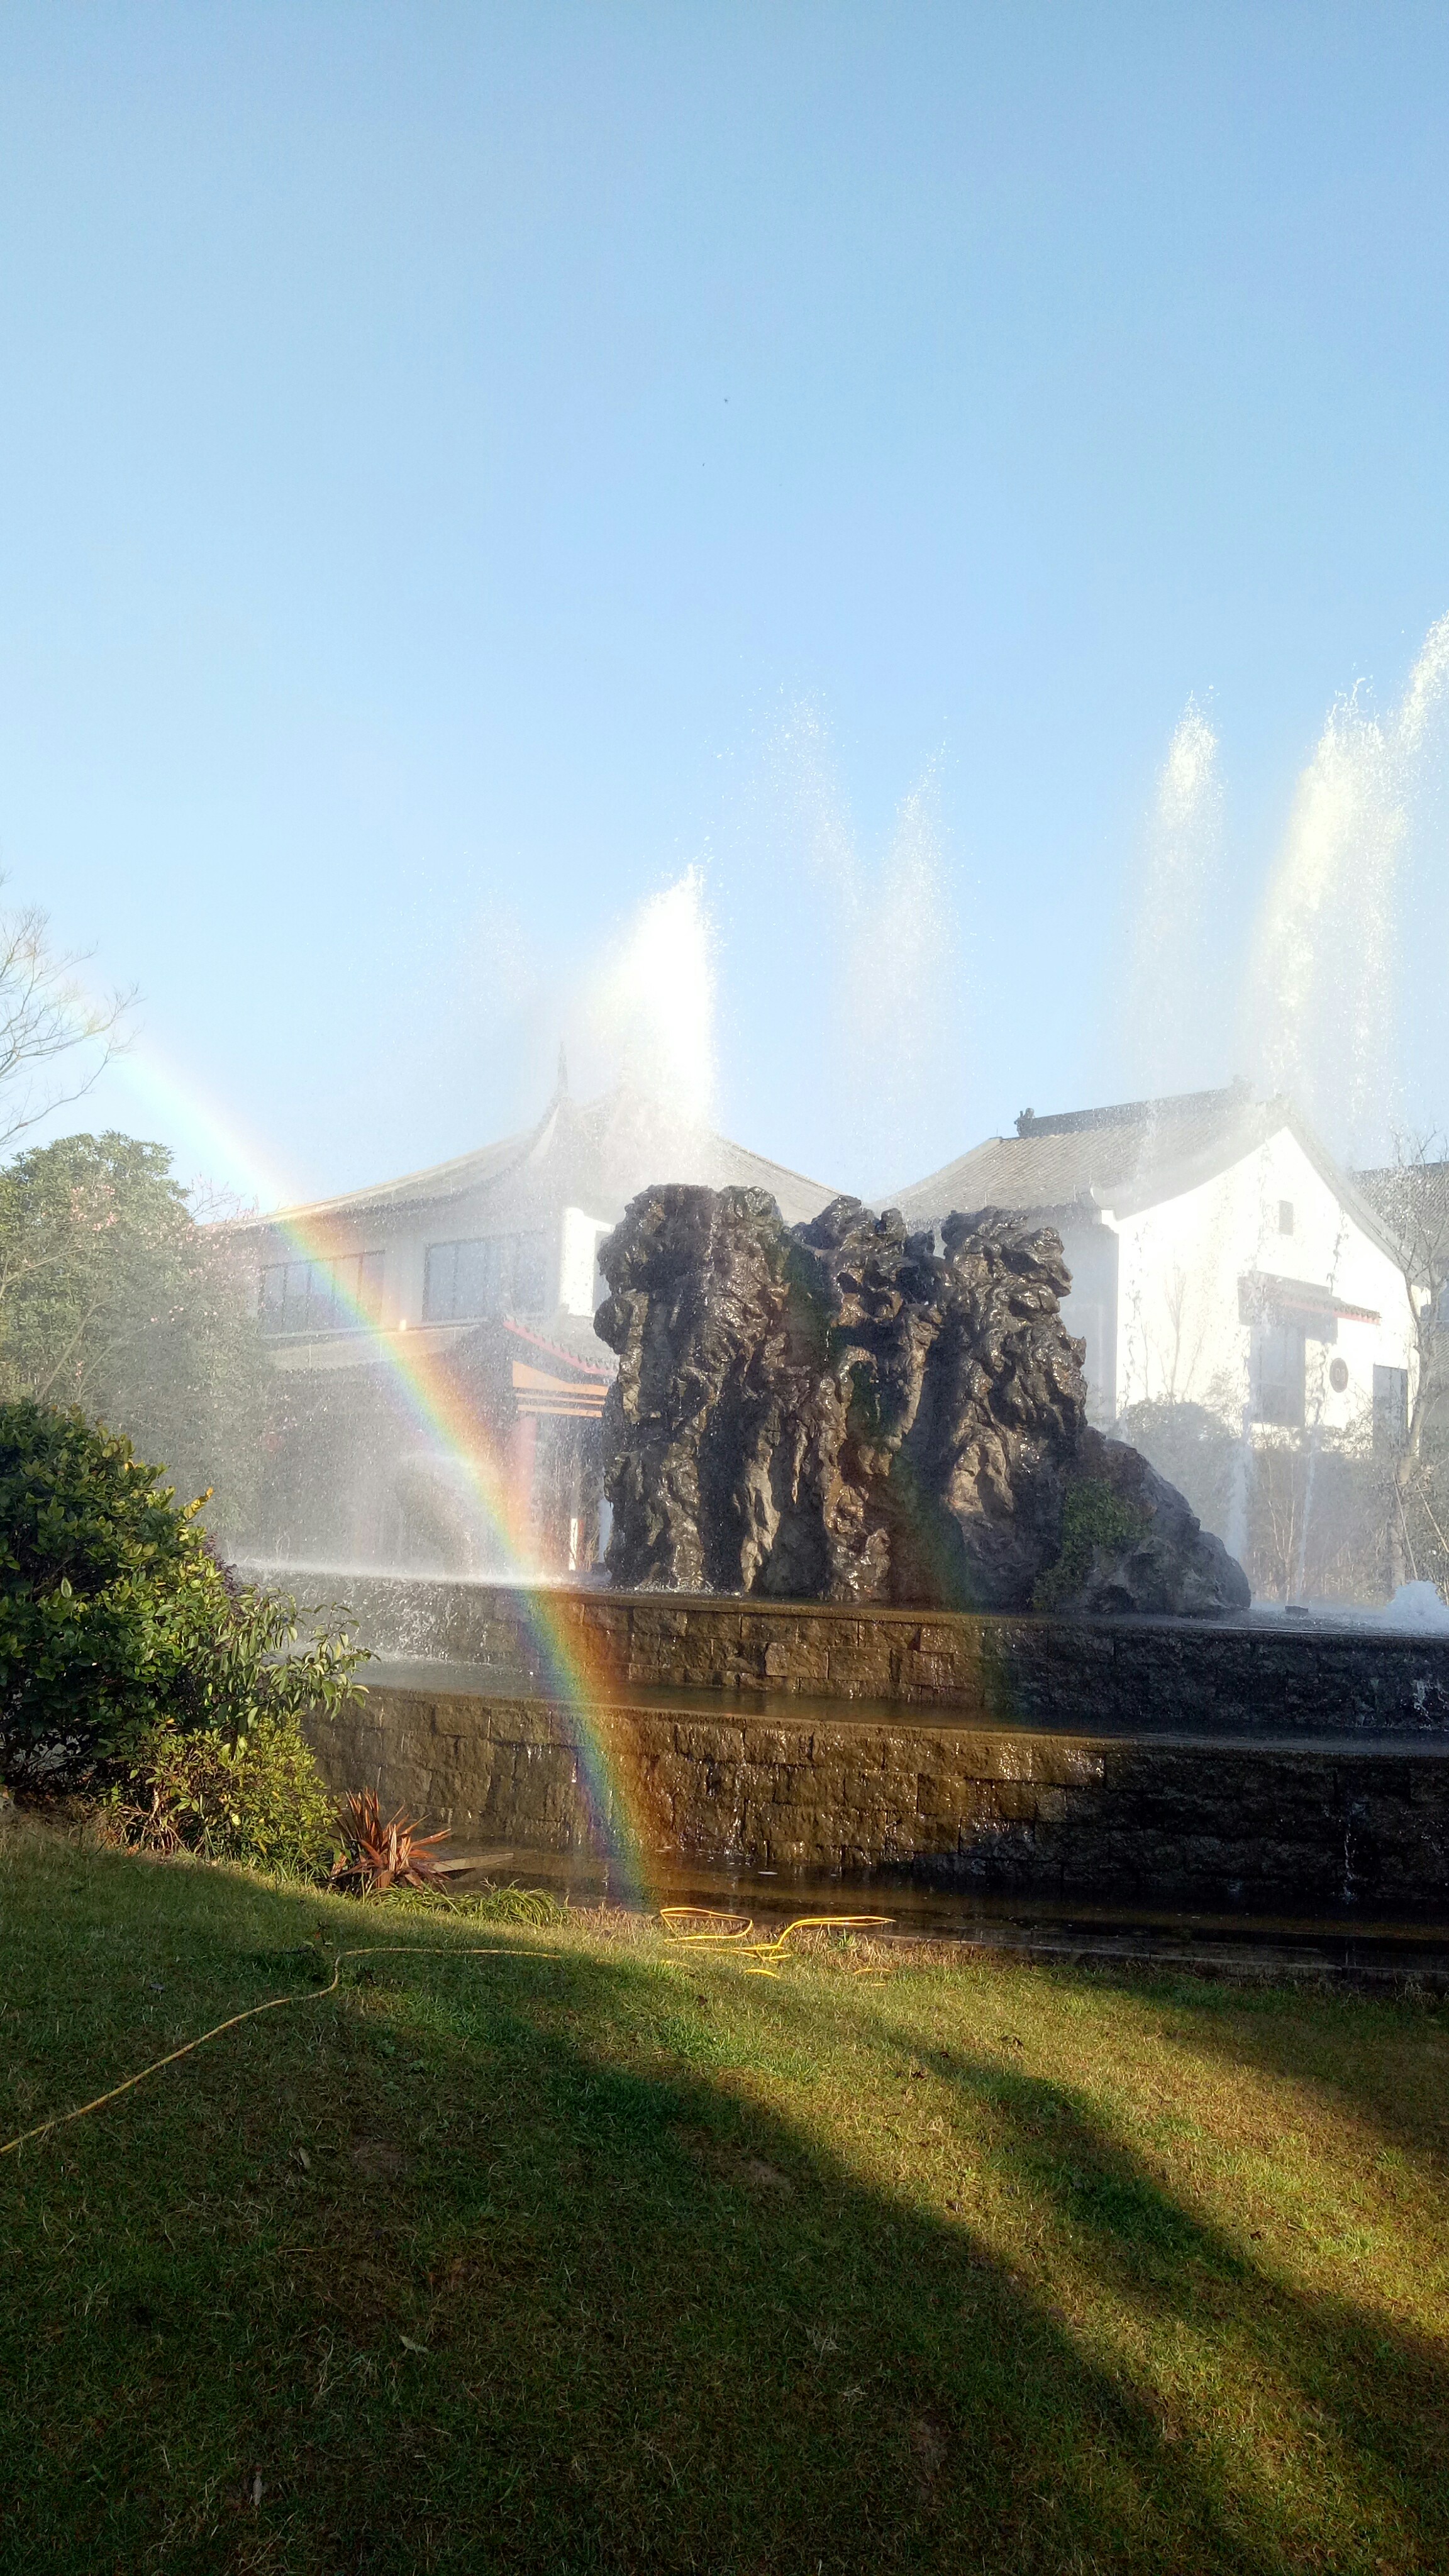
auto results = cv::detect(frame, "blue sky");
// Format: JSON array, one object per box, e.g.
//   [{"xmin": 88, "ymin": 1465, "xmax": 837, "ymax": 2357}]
[{"xmin": 2, "ymin": 3, "xmax": 1447, "ymax": 1206}]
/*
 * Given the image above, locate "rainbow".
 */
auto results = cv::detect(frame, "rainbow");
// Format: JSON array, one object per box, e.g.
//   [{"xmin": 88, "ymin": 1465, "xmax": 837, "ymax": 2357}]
[{"xmin": 75, "ymin": 1010, "xmax": 659, "ymax": 1901}]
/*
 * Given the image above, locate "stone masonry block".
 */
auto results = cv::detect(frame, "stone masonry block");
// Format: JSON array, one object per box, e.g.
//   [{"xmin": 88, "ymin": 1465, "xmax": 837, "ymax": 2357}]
[
  {"xmin": 671, "ymin": 1722, "xmax": 748, "ymax": 1763},
  {"xmin": 297, "ymin": 1589, "xmax": 1449, "ymax": 1909},
  {"xmin": 826, "ymin": 1656, "xmax": 900, "ymax": 1699},
  {"xmin": 735, "ymin": 1725, "xmax": 812, "ymax": 1766}
]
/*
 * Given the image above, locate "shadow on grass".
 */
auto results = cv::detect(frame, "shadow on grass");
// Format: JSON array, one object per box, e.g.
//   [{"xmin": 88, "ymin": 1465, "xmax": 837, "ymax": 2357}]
[
  {"xmin": 921, "ymin": 2039, "xmax": 1448, "ymax": 2515},
  {"xmin": 1087, "ymin": 1965, "xmax": 1449, "ymax": 2174},
  {"xmin": 1, "ymin": 1843, "xmax": 1445, "ymax": 2576}
]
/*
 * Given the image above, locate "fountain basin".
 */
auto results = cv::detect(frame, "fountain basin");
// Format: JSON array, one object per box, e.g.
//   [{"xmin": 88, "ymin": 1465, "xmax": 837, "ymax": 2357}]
[{"xmin": 286, "ymin": 1575, "xmax": 1449, "ymax": 1912}]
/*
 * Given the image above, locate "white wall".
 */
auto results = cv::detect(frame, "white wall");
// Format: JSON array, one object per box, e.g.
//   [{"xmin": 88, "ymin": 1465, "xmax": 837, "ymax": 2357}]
[
  {"xmin": 1058, "ymin": 1221, "xmax": 1119, "ymax": 1425},
  {"xmin": 1101, "ymin": 1128, "xmax": 1416, "ymax": 1436},
  {"xmin": 558, "ymin": 1207, "xmax": 614, "ymax": 1317},
  {"xmin": 253, "ymin": 1192, "xmax": 616, "ymax": 1331}
]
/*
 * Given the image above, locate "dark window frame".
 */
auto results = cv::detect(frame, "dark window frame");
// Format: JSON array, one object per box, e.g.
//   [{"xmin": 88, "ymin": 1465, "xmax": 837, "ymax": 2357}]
[
  {"xmin": 259, "ymin": 1249, "xmax": 386, "ymax": 1335},
  {"xmin": 423, "ymin": 1229, "xmax": 550, "ymax": 1324},
  {"xmin": 1253, "ymin": 1320, "xmax": 1306, "ymax": 1428}
]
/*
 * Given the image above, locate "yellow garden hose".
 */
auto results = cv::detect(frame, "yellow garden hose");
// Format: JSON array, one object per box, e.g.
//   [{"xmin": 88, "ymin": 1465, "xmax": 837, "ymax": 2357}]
[
  {"xmin": 660, "ymin": 1907, "xmax": 894, "ymax": 1975},
  {"xmin": 2, "ymin": 1911, "xmax": 895, "ymax": 2157},
  {"xmin": 0, "ymin": 1943, "xmax": 555, "ymax": 2160}
]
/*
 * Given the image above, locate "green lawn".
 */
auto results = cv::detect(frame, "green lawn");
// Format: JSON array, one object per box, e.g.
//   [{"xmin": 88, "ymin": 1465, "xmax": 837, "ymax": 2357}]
[{"xmin": 2, "ymin": 1828, "xmax": 1447, "ymax": 2575}]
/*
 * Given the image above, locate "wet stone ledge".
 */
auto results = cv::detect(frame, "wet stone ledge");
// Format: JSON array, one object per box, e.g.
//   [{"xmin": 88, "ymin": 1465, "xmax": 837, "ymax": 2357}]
[
  {"xmin": 273, "ymin": 1574, "xmax": 1449, "ymax": 1907},
  {"xmin": 294, "ymin": 1572, "xmax": 1449, "ymax": 1738},
  {"xmin": 304, "ymin": 1679, "xmax": 1449, "ymax": 1911}
]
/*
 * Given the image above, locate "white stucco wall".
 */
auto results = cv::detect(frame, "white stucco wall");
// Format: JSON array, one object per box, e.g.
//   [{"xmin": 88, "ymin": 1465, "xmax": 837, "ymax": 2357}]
[
  {"xmin": 252, "ymin": 1189, "xmax": 618, "ymax": 1333},
  {"xmin": 558, "ymin": 1206, "xmax": 614, "ymax": 1317},
  {"xmin": 1097, "ymin": 1128, "xmax": 1416, "ymax": 1435}
]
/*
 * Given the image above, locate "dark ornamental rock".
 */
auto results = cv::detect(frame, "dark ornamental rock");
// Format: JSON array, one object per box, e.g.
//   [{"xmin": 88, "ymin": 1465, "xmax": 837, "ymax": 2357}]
[
  {"xmin": 1050, "ymin": 1427, "xmax": 1252, "ymax": 1617},
  {"xmin": 594, "ymin": 1185, "xmax": 1250, "ymax": 1614}
]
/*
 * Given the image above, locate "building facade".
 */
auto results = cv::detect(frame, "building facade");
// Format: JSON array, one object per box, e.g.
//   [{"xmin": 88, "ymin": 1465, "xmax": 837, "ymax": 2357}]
[
  {"xmin": 894, "ymin": 1086, "xmax": 1419, "ymax": 1450},
  {"xmin": 233, "ymin": 1074, "xmax": 1422, "ymax": 1587},
  {"xmin": 230, "ymin": 1081, "xmax": 838, "ymax": 1575}
]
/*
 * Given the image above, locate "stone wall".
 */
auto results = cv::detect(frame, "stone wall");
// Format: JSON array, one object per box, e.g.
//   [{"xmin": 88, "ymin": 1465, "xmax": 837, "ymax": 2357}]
[
  {"xmin": 298, "ymin": 1571, "xmax": 1449, "ymax": 1737},
  {"xmin": 274, "ymin": 1572, "xmax": 1449, "ymax": 1908},
  {"xmin": 306, "ymin": 1675, "xmax": 1449, "ymax": 1911}
]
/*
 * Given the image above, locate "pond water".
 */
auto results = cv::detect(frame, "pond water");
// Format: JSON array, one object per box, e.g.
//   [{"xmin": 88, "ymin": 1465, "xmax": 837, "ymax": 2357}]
[{"xmin": 442, "ymin": 1838, "xmax": 1449, "ymax": 1989}]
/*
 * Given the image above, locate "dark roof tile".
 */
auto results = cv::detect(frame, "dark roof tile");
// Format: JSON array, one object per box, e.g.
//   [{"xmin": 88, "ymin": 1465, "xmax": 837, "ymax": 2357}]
[{"xmin": 893, "ymin": 1085, "xmax": 1265, "ymax": 1223}]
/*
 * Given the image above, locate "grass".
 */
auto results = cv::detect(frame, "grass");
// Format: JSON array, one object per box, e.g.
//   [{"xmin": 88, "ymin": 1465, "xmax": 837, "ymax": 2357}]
[{"xmin": 2, "ymin": 1829, "xmax": 1448, "ymax": 2574}]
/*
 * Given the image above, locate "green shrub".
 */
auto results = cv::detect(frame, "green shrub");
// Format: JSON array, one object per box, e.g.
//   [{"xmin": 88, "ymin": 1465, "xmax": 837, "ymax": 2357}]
[
  {"xmin": 0, "ymin": 1399, "xmax": 199, "ymax": 1772},
  {"xmin": 157, "ymin": 1565, "xmax": 369, "ymax": 1746},
  {"xmin": 1033, "ymin": 1476, "xmax": 1149, "ymax": 1611},
  {"xmin": 0, "ymin": 1400, "xmax": 365, "ymax": 1837},
  {"xmin": 112, "ymin": 1710, "xmax": 342, "ymax": 1877}
]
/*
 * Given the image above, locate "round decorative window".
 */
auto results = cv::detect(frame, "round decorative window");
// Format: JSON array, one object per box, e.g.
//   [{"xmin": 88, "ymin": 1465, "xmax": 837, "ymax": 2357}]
[{"xmin": 1329, "ymin": 1357, "xmax": 1349, "ymax": 1393}]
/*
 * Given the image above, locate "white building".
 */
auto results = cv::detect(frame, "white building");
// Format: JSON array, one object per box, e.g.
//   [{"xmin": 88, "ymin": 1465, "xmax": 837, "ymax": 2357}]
[
  {"xmin": 894, "ymin": 1085, "xmax": 1418, "ymax": 1446},
  {"xmin": 228, "ymin": 1079, "xmax": 838, "ymax": 1572}
]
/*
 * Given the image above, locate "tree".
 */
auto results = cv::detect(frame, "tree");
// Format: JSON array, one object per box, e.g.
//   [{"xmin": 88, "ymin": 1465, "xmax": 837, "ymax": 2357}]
[
  {"xmin": 0, "ymin": 1131, "xmax": 269, "ymax": 1537},
  {"xmin": 0, "ymin": 885, "xmax": 129, "ymax": 1154},
  {"xmin": 1355, "ymin": 1133, "xmax": 1449, "ymax": 1594}
]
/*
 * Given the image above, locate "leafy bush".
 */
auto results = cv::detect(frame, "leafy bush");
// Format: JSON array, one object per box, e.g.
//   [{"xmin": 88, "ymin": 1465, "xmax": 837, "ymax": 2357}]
[
  {"xmin": 112, "ymin": 1711, "xmax": 343, "ymax": 1877},
  {"xmin": 0, "ymin": 1399, "xmax": 365, "ymax": 1826},
  {"xmin": 1033, "ymin": 1477, "xmax": 1149, "ymax": 1611},
  {"xmin": 159, "ymin": 1568, "xmax": 368, "ymax": 1745},
  {"xmin": 0, "ymin": 1399, "xmax": 199, "ymax": 1772}
]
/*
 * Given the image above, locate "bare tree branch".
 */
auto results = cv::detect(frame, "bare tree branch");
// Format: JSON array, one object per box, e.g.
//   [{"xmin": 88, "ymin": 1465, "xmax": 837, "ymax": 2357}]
[{"xmin": 0, "ymin": 880, "xmax": 134, "ymax": 1155}]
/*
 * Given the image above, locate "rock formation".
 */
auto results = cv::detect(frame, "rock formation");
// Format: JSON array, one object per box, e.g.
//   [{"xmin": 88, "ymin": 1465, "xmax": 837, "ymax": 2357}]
[{"xmin": 594, "ymin": 1185, "xmax": 1250, "ymax": 1615}]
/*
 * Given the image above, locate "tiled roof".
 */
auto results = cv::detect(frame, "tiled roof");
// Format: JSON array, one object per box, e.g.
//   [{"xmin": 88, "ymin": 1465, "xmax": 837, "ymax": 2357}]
[
  {"xmin": 894, "ymin": 1086, "xmax": 1413, "ymax": 1275},
  {"xmin": 892, "ymin": 1085, "xmax": 1269, "ymax": 1224},
  {"xmin": 231, "ymin": 1085, "xmax": 841, "ymax": 1233},
  {"xmin": 1354, "ymin": 1160, "xmax": 1449, "ymax": 1276},
  {"xmin": 1355, "ymin": 1160, "xmax": 1449, "ymax": 1220}
]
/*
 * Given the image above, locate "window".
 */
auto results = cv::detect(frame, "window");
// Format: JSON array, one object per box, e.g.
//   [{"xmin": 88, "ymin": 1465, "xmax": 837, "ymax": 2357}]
[
  {"xmin": 1328, "ymin": 1357, "xmax": 1349, "ymax": 1394},
  {"xmin": 1253, "ymin": 1321, "xmax": 1306, "ymax": 1427},
  {"xmin": 1278, "ymin": 1200, "xmax": 1294, "ymax": 1235},
  {"xmin": 515, "ymin": 1231, "xmax": 549, "ymax": 1315},
  {"xmin": 259, "ymin": 1250, "xmax": 385, "ymax": 1335},
  {"xmin": 423, "ymin": 1230, "xmax": 550, "ymax": 1323},
  {"xmin": 1373, "ymin": 1364, "xmax": 1409, "ymax": 1452},
  {"xmin": 425, "ymin": 1237, "xmax": 507, "ymax": 1322}
]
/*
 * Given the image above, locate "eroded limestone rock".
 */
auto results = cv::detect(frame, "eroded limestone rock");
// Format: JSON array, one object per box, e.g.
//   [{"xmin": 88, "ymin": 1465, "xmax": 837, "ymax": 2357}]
[
  {"xmin": 1062, "ymin": 1427, "xmax": 1251, "ymax": 1616},
  {"xmin": 595, "ymin": 1184, "xmax": 1249, "ymax": 1615}
]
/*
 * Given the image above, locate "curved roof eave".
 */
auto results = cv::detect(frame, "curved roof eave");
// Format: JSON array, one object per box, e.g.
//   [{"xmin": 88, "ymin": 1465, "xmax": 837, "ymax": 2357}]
[
  {"xmin": 1057, "ymin": 1104, "xmax": 1413, "ymax": 1279},
  {"xmin": 219, "ymin": 1112, "xmax": 548, "ymax": 1234},
  {"xmin": 1085, "ymin": 1099, "xmax": 1282, "ymax": 1217},
  {"xmin": 216, "ymin": 1085, "xmax": 842, "ymax": 1237}
]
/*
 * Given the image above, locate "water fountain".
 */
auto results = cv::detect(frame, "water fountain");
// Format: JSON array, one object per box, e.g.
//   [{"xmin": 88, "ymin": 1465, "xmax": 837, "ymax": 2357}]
[{"xmin": 262, "ymin": 636, "xmax": 1449, "ymax": 1963}]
